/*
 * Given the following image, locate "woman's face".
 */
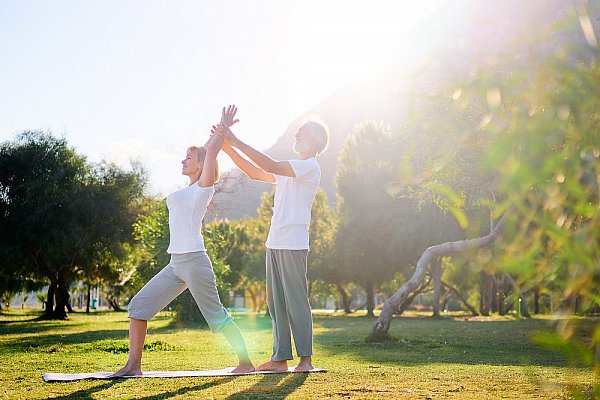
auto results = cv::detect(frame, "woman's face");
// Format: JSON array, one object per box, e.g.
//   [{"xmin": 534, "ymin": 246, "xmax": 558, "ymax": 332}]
[{"xmin": 181, "ymin": 149, "xmax": 201, "ymax": 177}]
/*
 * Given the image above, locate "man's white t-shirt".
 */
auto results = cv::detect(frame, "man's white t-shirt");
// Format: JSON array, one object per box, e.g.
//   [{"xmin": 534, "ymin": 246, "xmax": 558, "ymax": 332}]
[
  {"xmin": 265, "ymin": 157, "xmax": 321, "ymax": 250},
  {"xmin": 166, "ymin": 184, "xmax": 214, "ymax": 254}
]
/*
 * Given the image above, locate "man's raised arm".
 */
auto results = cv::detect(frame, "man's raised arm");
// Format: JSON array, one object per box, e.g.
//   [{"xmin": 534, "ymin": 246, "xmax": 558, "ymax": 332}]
[
  {"xmin": 215, "ymin": 124, "xmax": 295, "ymax": 178},
  {"xmin": 221, "ymin": 139, "xmax": 276, "ymax": 184}
]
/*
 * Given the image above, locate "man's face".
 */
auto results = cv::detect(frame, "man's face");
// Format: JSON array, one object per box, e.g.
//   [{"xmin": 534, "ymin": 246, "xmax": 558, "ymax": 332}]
[{"xmin": 293, "ymin": 126, "xmax": 313, "ymax": 154}]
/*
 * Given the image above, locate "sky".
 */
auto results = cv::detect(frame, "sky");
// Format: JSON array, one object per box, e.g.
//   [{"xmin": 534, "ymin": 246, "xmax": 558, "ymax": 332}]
[{"xmin": 0, "ymin": 0, "xmax": 444, "ymax": 196}]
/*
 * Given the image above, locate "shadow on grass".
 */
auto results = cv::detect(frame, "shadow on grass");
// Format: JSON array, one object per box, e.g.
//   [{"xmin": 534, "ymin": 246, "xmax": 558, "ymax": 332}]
[
  {"xmin": 0, "ymin": 320, "xmax": 87, "ymax": 336},
  {"xmin": 0, "ymin": 310, "xmax": 129, "ymax": 335},
  {"xmin": 0, "ymin": 329, "xmax": 130, "ymax": 353},
  {"xmin": 44, "ymin": 376, "xmax": 237, "ymax": 400},
  {"xmin": 140, "ymin": 376, "xmax": 238, "ymax": 400},
  {"xmin": 0, "ymin": 313, "xmax": 267, "ymax": 353},
  {"xmin": 0, "ymin": 311, "xmax": 260, "ymax": 356},
  {"xmin": 314, "ymin": 316, "xmax": 570, "ymax": 368},
  {"xmin": 225, "ymin": 372, "xmax": 309, "ymax": 400},
  {"xmin": 1, "ymin": 310, "xmax": 580, "ymax": 369},
  {"xmin": 0, "ymin": 309, "xmax": 271, "ymax": 337},
  {"xmin": 44, "ymin": 374, "xmax": 307, "ymax": 400},
  {"xmin": 0, "ymin": 322, "xmax": 180, "ymax": 353},
  {"xmin": 47, "ymin": 380, "xmax": 119, "ymax": 400}
]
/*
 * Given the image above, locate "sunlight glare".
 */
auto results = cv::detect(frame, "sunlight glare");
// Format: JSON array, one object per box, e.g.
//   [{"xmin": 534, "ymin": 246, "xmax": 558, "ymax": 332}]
[{"xmin": 283, "ymin": 1, "xmax": 445, "ymax": 109}]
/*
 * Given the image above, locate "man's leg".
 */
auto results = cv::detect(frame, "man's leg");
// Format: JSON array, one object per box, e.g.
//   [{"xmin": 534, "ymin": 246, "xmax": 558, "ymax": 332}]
[
  {"xmin": 279, "ymin": 249, "xmax": 314, "ymax": 371},
  {"xmin": 257, "ymin": 249, "xmax": 292, "ymax": 371}
]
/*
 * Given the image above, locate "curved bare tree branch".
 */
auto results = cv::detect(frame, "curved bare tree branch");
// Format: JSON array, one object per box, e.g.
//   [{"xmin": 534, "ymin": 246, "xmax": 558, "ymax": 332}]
[{"xmin": 371, "ymin": 211, "xmax": 509, "ymax": 335}]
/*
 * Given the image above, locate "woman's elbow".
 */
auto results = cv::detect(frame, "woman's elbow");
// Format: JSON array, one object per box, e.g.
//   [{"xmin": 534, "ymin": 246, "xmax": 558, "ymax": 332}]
[{"xmin": 262, "ymin": 162, "xmax": 278, "ymax": 174}]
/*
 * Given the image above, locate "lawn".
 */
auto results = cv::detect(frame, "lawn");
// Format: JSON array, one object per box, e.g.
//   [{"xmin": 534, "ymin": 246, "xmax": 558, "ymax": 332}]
[{"xmin": 0, "ymin": 309, "xmax": 595, "ymax": 399}]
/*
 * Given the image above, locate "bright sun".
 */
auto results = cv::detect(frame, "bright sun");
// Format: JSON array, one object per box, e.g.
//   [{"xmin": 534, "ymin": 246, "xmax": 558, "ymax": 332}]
[{"xmin": 282, "ymin": 0, "xmax": 446, "ymax": 107}]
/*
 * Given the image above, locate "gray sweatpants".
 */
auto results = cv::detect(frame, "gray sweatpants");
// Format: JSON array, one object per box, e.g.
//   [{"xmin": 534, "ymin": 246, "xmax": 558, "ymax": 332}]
[
  {"xmin": 127, "ymin": 252, "xmax": 233, "ymax": 333},
  {"xmin": 266, "ymin": 249, "xmax": 313, "ymax": 361}
]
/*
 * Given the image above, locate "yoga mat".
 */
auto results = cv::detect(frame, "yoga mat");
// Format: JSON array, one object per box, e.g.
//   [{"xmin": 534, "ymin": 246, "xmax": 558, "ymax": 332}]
[{"xmin": 43, "ymin": 367, "xmax": 327, "ymax": 382}]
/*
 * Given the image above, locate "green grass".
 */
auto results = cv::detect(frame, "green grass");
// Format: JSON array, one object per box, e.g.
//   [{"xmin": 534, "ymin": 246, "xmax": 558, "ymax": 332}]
[{"xmin": 0, "ymin": 309, "xmax": 595, "ymax": 399}]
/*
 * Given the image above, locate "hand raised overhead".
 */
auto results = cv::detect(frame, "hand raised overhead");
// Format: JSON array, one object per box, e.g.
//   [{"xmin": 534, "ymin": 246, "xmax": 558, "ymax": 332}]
[
  {"xmin": 205, "ymin": 126, "xmax": 224, "ymax": 148},
  {"xmin": 220, "ymin": 105, "xmax": 239, "ymax": 128},
  {"xmin": 212, "ymin": 123, "xmax": 236, "ymax": 143}
]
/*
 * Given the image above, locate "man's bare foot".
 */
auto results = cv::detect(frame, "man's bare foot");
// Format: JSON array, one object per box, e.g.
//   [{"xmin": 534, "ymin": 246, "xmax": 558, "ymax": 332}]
[
  {"xmin": 108, "ymin": 365, "xmax": 143, "ymax": 378},
  {"xmin": 294, "ymin": 356, "xmax": 314, "ymax": 372},
  {"xmin": 255, "ymin": 359, "xmax": 288, "ymax": 372},
  {"xmin": 294, "ymin": 361, "xmax": 314, "ymax": 371},
  {"xmin": 230, "ymin": 361, "xmax": 255, "ymax": 374}
]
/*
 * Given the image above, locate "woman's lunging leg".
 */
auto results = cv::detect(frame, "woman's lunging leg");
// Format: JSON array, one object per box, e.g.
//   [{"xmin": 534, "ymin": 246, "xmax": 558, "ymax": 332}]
[
  {"xmin": 221, "ymin": 322, "xmax": 255, "ymax": 373},
  {"xmin": 110, "ymin": 318, "xmax": 147, "ymax": 377}
]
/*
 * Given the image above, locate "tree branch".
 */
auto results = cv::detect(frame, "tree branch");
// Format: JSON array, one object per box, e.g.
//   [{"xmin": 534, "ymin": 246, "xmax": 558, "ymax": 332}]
[{"xmin": 371, "ymin": 210, "xmax": 509, "ymax": 335}]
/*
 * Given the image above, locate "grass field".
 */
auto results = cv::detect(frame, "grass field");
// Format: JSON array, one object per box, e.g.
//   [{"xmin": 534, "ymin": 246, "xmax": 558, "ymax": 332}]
[{"xmin": 0, "ymin": 309, "xmax": 595, "ymax": 399}]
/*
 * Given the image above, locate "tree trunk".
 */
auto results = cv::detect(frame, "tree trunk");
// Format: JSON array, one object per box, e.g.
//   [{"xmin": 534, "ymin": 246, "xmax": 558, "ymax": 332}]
[
  {"xmin": 533, "ymin": 286, "xmax": 540, "ymax": 314},
  {"xmin": 479, "ymin": 272, "xmax": 493, "ymax": 316},
  {"xmin": 45, "ymin": 282, "xmax": 56, "ymax": 318},
  {"xmin": 335, "ymin": 282, "xmax": 352, "ymax": 314},
  {"xmin": 392, "ymin": 276, "xmax": 432, "ymax": 315},
  {"xmin": 504, "ymin": 273, "xmax": 530, "ymax": 318},
  {"xmin": 431, "ymin": 257, "xmax": 442, "ymax": 317},
  {"xmin": 371, "ymin": 212, "xmax": 508, "ymax": 335},
  {"xmin": 441, "ymin": 280, "xmax": 479, "ymax": 316},
  {"xmin": 258, "ymin": 285, "xmax": 266, "ymax": 312},
  {"xmin": 497, "ymin": 275, "xmax": 507, "ymax": 315},
  {"xmin": 365, "ymin": 281, "xmax": 374, "ymax": 317},
  {"xmin": 489, "ymin": 275, "xmax": 498, "ymax": 313},
  {"xmin": 520, "ymin": 294, "xmax": 530, "ymax": 317},
  {"xmin": 86, "ymin": 285, "xmax": 91, "ymax": 314},
  {"xmin": 107, "ymin": 298, "xmax": 123, "ymax": 312},
  {"xmin": 53, "ymin": 280, "xmax": 70, "ymax": 319},
  {"xmin": 247, "ymin": 287, "xmax": 257, "ymax": 312},
  {"xmin": 440, "ymin": 293, "xmax": 450, "ymax": 312},
  {"xmin": 66, "ymin": 291, "xmax": 74, "ymax": 313}
]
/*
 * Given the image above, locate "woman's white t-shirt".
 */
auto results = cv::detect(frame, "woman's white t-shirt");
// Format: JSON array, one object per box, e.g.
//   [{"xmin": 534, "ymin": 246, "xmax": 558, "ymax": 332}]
[
  {"xmin": 166, "ymin": 183, "xmax": 214, "ymax": 254},
  {"xmin": 265, "ymin": 157, "xmax": 321, "ymax": 250}
]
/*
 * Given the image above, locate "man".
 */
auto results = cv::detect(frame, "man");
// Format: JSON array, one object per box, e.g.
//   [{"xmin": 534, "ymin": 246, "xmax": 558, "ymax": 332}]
[{"xmin": 215, "ymin": 105, "xmax": 329, "ymax": 372}]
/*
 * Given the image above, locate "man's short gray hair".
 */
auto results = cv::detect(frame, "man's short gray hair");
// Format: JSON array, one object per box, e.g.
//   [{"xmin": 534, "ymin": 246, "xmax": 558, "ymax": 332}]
[{"xmin": 301, "ymin": 118, "xmax": 329, "ymax": 155}]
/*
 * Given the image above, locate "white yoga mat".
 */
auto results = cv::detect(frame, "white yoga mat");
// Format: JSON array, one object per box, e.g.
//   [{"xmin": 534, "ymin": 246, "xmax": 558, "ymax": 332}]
[{"xmin": 43, "ymin": 367, "xmax": 327, "ymax": 382}]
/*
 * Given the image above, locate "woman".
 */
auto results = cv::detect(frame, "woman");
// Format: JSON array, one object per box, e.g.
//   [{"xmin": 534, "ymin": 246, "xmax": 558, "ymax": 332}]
[{"xmin": 112, "ymin": 123, "xmax": 254, "ymax": 377}]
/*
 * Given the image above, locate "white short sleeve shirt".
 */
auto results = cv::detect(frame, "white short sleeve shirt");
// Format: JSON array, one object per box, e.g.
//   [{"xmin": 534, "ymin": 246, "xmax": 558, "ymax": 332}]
[
  {"xmin": 166, "ymin": 184, "xmax": 214, "ymax": 254},
  {"xmin": 265, "ymin": 157, "xmax": 321, "ymax": 250}
]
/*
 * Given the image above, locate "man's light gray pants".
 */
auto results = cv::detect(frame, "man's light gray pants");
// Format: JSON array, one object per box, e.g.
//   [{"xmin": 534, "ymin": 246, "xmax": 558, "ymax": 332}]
[{"xmin": 266, "ymin": 248, "xmax": 313, "ymax": 361}]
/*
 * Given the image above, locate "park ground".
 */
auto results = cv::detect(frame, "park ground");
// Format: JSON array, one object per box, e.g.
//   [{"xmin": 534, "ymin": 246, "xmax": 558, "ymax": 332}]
[{"xmin": 0, "ymin": 309, "xmax": 595, "ymax": 399}]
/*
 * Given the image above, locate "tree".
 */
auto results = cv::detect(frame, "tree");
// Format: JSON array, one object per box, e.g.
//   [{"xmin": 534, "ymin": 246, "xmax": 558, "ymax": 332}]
[
  {"xmin": 369, "ymin": 10, "xmax": 599, "ymax": 395},
  {"xmin": 306, "ymin": 189, "xmax": 347, "ymax": 311},
  {"xmin": 0, "ymin": 132, "xmax": 146, "ymax": 319},
  {"xmin": 372, "ymin": 212, "xmax": 509, "ymax": 334},
  {"xmin": 484, "ymin": 48, "xmax": 599, "ymax": 392},
  {"xmin": 0, "ymin": 246, "xmax": 43, "ymax": 309},
  {"xmin": 335, "ymin": 121, "xmax": 407, "ymax": 316},
  {"xmin": 77, "ymin": 161, "xmax": 146, "ymax": 313}
]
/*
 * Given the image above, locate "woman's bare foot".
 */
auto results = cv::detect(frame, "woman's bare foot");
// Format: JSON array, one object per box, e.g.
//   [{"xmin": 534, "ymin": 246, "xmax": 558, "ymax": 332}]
[
  {"xmin": 108, "ymin": 365, "xmax": 143, "ymax": 378},
  {"xmin": 294, "ymin": 356, "xmax": 314, "ymax": 372},
  {"xmin": 255, "ymin": 359, "xmax": 289, "ymax": 372},
  {"xmin": 230, "ymin": 361, "xmax": 255, "ymax": 374}
]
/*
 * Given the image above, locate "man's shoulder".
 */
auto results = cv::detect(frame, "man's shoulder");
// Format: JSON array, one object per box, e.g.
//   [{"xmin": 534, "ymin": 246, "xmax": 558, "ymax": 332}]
[{"xmin": 288, "ymin": 157, "xmax": 320, "ymax": 169}]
